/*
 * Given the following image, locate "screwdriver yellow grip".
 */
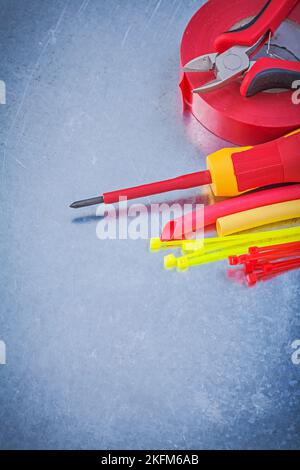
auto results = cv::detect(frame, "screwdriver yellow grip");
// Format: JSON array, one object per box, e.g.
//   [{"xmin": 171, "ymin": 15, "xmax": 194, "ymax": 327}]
[{"xmin": 206, "ymin": 146, "xmax": 252, "ymax": 197}]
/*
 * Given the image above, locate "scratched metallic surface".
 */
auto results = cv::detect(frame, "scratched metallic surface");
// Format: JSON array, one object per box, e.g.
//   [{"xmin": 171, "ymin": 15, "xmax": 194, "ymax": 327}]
[{"xmin": 0, "ymin": 0, "xmax": 300, "ymax": 450}]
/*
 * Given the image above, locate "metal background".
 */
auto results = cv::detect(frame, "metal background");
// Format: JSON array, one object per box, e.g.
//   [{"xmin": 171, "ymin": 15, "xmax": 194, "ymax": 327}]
[{"xmin": 0, "ymin": 0, "xmax": 299, "ymax": 450}]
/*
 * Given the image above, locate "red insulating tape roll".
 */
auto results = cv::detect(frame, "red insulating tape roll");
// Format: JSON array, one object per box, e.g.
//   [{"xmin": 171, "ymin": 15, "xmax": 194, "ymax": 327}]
[{"xmin": 180, "ymin": 0, "xmax": 300, "ymax": 145}]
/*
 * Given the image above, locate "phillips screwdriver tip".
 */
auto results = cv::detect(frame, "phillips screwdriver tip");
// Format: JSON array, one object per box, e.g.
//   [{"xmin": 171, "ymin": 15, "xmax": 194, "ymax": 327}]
[{"xmin": 69, "ymin": 196, "xmax": 104, "ymax": 209}]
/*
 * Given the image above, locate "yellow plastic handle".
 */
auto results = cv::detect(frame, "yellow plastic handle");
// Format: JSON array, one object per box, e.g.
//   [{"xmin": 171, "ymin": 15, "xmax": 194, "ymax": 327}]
[{"xmin": 206, "ymin": 146, "xmax": 251, "ymax": 197}]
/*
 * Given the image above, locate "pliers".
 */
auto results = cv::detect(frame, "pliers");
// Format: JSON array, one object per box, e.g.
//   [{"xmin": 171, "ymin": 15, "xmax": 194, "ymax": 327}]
[{"xmin": 183, "ymin": 0, "xmax": 300, "ymax": 97}]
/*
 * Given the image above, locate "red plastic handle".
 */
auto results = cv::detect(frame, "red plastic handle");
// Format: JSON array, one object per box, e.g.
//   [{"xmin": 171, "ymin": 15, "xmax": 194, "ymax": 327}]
[
  {"xmin": 240, "ymin": 57, "xmax": 300, "ymax": 96},
  {"xmin": 231, "ymin": 130, "xmax": 300, "ymax": 192},
  {"xmin": 214, "ymin": 0, "xmax": 299, "ymax": 53}
]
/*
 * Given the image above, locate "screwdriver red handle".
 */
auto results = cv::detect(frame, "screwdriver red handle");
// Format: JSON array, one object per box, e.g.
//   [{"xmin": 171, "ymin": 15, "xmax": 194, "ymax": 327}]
[
  {"xmin": 231, "ymin": 130, "xmax": 300, "ymax": 193},
  {"xmin": 214, "ymin": 0, "xmax": 299, "ymax": 53}
]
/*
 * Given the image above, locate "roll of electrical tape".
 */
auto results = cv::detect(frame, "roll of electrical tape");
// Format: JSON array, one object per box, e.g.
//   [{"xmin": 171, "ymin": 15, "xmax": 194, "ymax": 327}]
[{"xmin": 180, "ymin": 0, "xmax": 300, "ymax": 145}]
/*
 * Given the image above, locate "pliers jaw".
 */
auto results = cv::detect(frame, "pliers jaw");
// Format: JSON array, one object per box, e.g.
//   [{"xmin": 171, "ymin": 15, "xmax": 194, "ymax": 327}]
[
  {"xmin": 182, "ymin": 53, "xmax": 218, "ymax": 73},
  {"xmin": 185, "ymin": 46, "xmax": 254, "ymax": 94}
]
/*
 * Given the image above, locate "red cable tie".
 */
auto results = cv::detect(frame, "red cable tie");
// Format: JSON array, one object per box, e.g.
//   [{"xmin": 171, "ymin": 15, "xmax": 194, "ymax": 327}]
[{"xmin": 246, "ymin": 260, "xmax": 300, "ymax": 286}]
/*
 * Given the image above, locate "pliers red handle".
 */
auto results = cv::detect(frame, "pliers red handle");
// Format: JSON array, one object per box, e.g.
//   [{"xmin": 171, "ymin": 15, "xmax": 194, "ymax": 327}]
[
  {"xmin": 241, "ymin": 57, "xmax": 300, "ymax": 97},
  {"xmin": 215, "ymin": 0, "xmax": 299, "ymax": 53},
  {"xmin": 183, "ymin": 0, "xmax": 300, "ymax": 97}
]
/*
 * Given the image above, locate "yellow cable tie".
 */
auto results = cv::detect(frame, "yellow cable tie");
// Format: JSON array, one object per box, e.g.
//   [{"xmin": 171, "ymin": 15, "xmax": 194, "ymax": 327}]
[{"xmin": 165, "ymin": 234, "xmax": 300, "ymax": 272}]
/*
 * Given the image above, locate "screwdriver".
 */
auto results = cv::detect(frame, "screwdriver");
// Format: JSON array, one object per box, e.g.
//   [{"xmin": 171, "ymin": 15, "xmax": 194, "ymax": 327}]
[{"xmin": 70, "ymin": 129, "xmax": 300, "ymax": 209}]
